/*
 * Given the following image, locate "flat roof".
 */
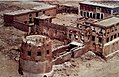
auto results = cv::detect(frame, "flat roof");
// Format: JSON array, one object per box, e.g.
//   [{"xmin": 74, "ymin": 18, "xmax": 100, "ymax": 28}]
[
  {"xmin": 80, "ymin": 1, "xmax": 119, "ymax": 8},
  {"xmin": 52, "ymin": 14, "xmax": 77, "ymax": 27},
  {"xmin": 4, "ymin": 3, "xmax": 56, "ymax": 15},
  {"xmin": 35, "ymin": 14, "xmax": 52, "ymax": 20},
  {"xmin": 32, "ymin": 3, "xmax": 56, "ymax": 11},
  {"xmin": 94, "ymin": 17, "xmax": 119, "ymax": 27},
  {"xmin": 60, "ymin": 3, "xmax": 79, "ymax": 7},
  {"xmin": 23, "ymin": 35, "xmax": 47, "ymax": 46},
  {"xmin": 70, "ymin": 41, "xmax": 83, "ymax": 47},
  {"xmin": 4, "ymin": 9, "xmax": 34, "ymax": 15}
]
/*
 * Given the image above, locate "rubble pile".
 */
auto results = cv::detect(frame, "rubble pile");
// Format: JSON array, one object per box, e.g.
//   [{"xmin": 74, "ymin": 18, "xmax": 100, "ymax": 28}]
[
  {"xmin": 81, "ymin": 51, "xmax": 97, "ymax": 61},
  {"xmin": 54, "ymin": 59, "xmax": 81, "ymax": 77}
]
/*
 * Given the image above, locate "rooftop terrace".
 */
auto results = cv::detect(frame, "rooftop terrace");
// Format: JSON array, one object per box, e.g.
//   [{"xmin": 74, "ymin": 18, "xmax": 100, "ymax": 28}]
[
  {"xmin": 23, "ymin": 35, "xmax": 49, "ymax": 46},
  {"xmin": 94, "ymin": 17, "xmax": 119, "ymax": 27},
  {"xmin": 4, "ymin": 2, "xmax": 56, "ymax": 15},
  {"xmin": 35, "ymin": 14, "xmax": 53, "ymax": 20},
  {"xmin": 32, "ymin": 4, "xmax": 56, "ymax": 10},
  {"xmin": 4, "ymin": 9, "xmax": 33, "ymax": 15},
  {"xmin": 80, "ymin": 1, "xmax": 119, "ymax": 8},
  {"xmin": 52, "ymin": 13, "xmax": 77, "ymax": 27}
]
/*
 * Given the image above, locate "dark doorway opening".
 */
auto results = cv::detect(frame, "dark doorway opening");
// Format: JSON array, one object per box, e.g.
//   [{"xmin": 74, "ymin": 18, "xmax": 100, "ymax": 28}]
[
  {"xmin": 90, "ymin": 13, "xmax": 93, "ymax": 18},
  {"xmin": 101, "ymin": 14, "xmax": 103, "ymax": 19},
  {"xmin": 93, "ymin": 13, "xmax": 95, "ymax": 18},
  {"xmin": 80, "ymin": 11, "xmax": 83, "ymax": 16},
  {"xmin": 87, "ymin": 12, "xmax": 89, "ymax": 18},
  {"xmin": 36, "ymin": 12, "xmax": 38, "ymax": 17},
  {"xmin": 97, "ymin": 13, "xmax": 100, "ymax": 19},
  {"xmin": 84, "ymin": 12, "xmax": 86, "ymax": 17}
]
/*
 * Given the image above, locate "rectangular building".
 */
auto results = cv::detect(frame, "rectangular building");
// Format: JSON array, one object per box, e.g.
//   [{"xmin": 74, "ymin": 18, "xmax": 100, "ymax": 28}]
[
  {"xmin": 79, "ymin": 1, "xmax": 119, "ymax": 19},
  {"xmin": 86, "ymin": 17, "xmax": 119, "ymax": 55},
  {"xmin": 4, "ymin": 3, "xmax": 57, "ymax": 26}
]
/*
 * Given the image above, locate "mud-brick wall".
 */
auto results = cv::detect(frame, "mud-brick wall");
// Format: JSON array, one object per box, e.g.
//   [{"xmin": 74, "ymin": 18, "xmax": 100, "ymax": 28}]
[
  {"xmin": 52, "ymin": 45, "xmax": 69, "ymax": 57},
  {"xmin": 103, "ymin": 38, "xmax": 119, "ymax": 56},
  {"xmin": 53, "ymin": 52, "xmax": 72, "ymax": 65},
  {"xmin": 45, "ymin": 8, "xmax": 57, "ymax": 16},
  {"xmin": 20, "ymin": 35, "xmax": 53, "ymax": 74},
  {"xmin": 14, "ymin": 12, "xmax": 35, "ymax": 24},
  {"xmin": 4, "ymin": 14, "xmax": 14, "ymax": 26},
  {"xmin": 72, "ymin": 46, "xmax": 86, "ymax": 58},
  {"xmin": 13, "ymin": 21, "xmax": 29, "ymax": 32},
  {"xmin": 40, "ymin": 21, "xmax": 67, "ymax": 42},
  {"xmin": 20, "ymin": 58, "xmax": 53, "ymax": 74}
]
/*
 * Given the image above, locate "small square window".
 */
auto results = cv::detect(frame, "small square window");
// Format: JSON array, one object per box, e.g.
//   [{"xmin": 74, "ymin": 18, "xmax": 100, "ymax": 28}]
[
  {"xmin": 36, "ymin": 12, "xmax": 38, "ymax": 17},
  {"xmin": 110, "ymin": 36, "xmax": 113, "ymax": 41},
  {"xmin": 47, "ymin": 50, "xmax": 49, "ymax": 54},
  {"xmin": 37, "ymin": 52, "xmax": 41, "ymax": 56},
  {"xmin": 43, "ymin": 10, "xmax": 45, "ymax": 14},
  {"xmin": 93, "ymin": 43, "xmax": 95, "ymax": 45},
  {"xmin": 28, "ymin": 51, "xmax": 31, "ymax": 56},
  {"xmin": 69, "ymin": 34, "xmax": 72, "ymax": 38},
  {"xmin": 99, "ymin": 37, "xmax": 102, "ymax": 43},
  {"xmin": 92, "ymin": 36, "xmax": 95, "ymax": 41},
  {"xmin": 106, "ymin": 38, "xmax": 109, "ymax": 42},
  {"xmin": 114, "ymin": 34, "xmax": 117, "ymax": 39}
]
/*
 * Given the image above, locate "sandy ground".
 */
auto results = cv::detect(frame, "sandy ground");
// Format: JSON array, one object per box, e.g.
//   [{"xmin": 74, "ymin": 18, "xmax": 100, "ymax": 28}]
[
  {"xmin": 53, "ymin": 52, "xmax": 119, "ymax": 77},
  {"xmin": 0, "ymin": 52, "xmax": 20, "ymax": 77},
  {"xmin": 52, "ymin": 13, "xmax": 78, "ymax": 27},
  {"xmin": 0, "ymin": 1, "xmax": 118, "ymax": 77}
]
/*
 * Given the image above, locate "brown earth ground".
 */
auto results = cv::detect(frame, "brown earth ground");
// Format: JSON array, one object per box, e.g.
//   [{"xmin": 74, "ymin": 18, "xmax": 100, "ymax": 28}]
[{"xmin": 0, "ymin": 1, "xmax": 118, "ymax": 77}]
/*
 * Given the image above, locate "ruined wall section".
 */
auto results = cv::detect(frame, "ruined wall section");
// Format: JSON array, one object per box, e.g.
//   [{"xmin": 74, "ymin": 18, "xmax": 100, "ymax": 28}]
[
  {"xmin": 52, "ymin": 44, "xmax": 88, "ymax": 65},
  {"xmin": 13, "ymin": 21, "xmax": 34, "ymax": 32},
  {"xmin": 57, "ymin": 5, "xmax": 78, "ymax": 14},
  {"xmin": 38, "ymin": 21, "xmax": 68, "ymax": 43}
]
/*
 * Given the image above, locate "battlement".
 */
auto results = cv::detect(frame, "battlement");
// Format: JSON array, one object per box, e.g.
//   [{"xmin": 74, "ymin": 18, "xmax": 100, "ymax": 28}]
[{"xmin": 23, "ymin": 35, "xmax": 50, "ymax": 46}]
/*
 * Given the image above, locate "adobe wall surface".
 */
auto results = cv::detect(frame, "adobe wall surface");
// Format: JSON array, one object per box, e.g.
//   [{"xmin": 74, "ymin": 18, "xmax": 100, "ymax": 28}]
[
  {"xmin": 38, "ymin": 21, "xmax": 68, "ymax": 42},
  {"xmin": 13, "ymin": 21, "xmax": 29, "ymax": 32},
  {"xmin": 4, "ymin": 7, "xmax": 57, "ymax": 27},
  {"xmin": 19, "ymin": 35, "xmax": 53, "ymax": 76},
  {"xmin": 79, "ymin": 3, "xmax": 113, "ymax": 19},
  {"xmin": 57, "ymin": 5, "xmax": 78, "ymax": 14},
  {"xmin": 45, "ymin": 8, "xmax": 57, "ymax": 16},
  {"xmin": 103, "ymin": 37, "xmax": 119, "ymax": 56},
  {"xmin": 4, "ymin": 14, "xmax": 14, "ymax": 26},
  {"xmin": 20, "ymin": 58, "xmax": 53, "ymax": 74},
  {"xmin": 14, "ymin": 12, "xmax": 35, "ymax": 24}
]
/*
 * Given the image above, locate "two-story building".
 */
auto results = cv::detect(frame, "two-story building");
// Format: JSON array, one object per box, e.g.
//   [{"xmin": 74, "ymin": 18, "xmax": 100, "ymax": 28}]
[
  {"xmin": 86, "ymin": 16, "xmax": 119, "ymax": 55},
  {"xmin": 4, "ymin": 3, "xmax": 57, "ymax": 26},
  {"xmin": 79, "ymin": 1, "xmax": 119, "ymax": 19}
]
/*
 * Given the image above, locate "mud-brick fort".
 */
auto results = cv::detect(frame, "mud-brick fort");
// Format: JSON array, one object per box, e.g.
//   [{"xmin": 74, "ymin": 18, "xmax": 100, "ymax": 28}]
[{"xmin": 3, "ymin": 1, "xmax": 119, "ymax": 77}]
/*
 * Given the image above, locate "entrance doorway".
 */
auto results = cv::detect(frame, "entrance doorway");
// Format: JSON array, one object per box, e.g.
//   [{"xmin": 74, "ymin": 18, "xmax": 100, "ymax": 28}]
[{"xmin": 97, "ymin": 13, "xmax": 100, "ymax": 19}]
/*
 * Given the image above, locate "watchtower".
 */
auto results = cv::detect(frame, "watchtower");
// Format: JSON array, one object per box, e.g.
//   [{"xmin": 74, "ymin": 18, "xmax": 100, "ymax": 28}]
[{"xmin": 18, "ymin": 34, "xmax": 53, "ymax": 77}]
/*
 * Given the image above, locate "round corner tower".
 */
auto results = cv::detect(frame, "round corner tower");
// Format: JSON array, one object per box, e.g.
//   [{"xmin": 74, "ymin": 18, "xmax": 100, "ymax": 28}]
[{"xmin": 18, "ymin": 34, "xmax": 53, "ymax": 77}]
